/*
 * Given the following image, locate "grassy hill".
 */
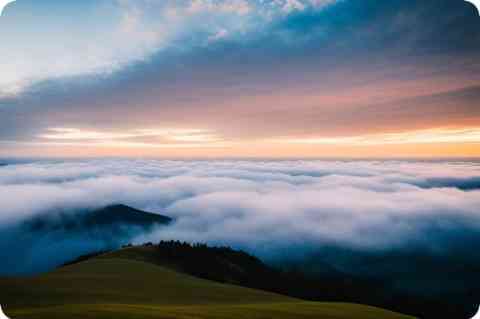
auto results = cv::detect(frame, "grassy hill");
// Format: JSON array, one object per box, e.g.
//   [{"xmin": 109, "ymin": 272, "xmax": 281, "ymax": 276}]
[{"xmin": 0, "ymin": 247, "xmax": 415, "ymax": 319}]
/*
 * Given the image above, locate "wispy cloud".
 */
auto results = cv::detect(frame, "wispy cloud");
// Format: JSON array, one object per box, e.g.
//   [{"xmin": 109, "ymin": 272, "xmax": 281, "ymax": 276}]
[
  {"xmin": 33, "ymin": 127, "xmax": 228, "ymax": 148},
  {"xmin": 272, "ymin": 127, "xmax": 480, "ymax": 146},
  {"xmin": 0, "ymin": 0, "xmax": 339, "ymax": 97},
  {"xmin": 23, "ymin": 126, "xmax": 480, "ymax": 152}
]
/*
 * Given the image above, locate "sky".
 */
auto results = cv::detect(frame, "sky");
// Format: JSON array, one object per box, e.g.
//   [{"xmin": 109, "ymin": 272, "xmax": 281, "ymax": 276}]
[{"xmin": 0, "ymin": 0, "xmax": 480, "ymax": 158}]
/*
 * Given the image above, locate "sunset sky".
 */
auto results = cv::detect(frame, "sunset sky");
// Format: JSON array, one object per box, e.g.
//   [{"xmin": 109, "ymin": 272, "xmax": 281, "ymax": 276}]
[{"xmin": 1, "ymin": 0, "xmax": 480, "ymax": 158}]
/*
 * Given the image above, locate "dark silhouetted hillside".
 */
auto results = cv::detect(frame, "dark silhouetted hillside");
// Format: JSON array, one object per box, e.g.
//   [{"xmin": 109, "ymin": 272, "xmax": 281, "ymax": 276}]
[{"xmin": 77, "ymin": 241, "xmax": 478, "ymax": 319}]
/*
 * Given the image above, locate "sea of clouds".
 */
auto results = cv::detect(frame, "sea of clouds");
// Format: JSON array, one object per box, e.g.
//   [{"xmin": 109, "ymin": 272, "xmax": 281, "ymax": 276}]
[{"xmin": 1, "ymin": 159, "xmax": 480, "ymax": 274}]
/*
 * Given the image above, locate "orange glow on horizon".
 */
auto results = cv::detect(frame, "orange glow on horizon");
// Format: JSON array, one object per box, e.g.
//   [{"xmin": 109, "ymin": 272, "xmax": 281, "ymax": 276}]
[{"xmin": 1, "ymin": 126, "xmax": 480, "ymax": 158}]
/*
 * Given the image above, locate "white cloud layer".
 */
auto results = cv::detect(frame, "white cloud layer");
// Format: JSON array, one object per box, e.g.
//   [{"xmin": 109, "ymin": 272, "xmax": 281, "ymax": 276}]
[{"xmin": 1, "ymin": 159, "xmax": 480, "ymax": 266}]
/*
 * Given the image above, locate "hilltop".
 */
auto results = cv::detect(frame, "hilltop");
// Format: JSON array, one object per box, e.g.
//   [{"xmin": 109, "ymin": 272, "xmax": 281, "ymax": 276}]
[
  {"xmin": 25, "ymin": 204, "xmax": 172, "ymax": 232},
  {"xmin": 0, "ymin": 242, "xmax": 415, "ymax": 319}
]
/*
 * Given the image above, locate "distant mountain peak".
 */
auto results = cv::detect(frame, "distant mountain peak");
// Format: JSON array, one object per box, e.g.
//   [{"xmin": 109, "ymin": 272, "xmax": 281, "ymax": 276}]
[{"xmin": 26, "ymin": 204, "xmax": 172, "ymax": 232}]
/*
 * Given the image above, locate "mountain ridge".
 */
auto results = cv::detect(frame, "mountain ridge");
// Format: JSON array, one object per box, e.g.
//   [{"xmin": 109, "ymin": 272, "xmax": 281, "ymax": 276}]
[{"xmin": 25, "ymin": 204, "xmax": 172, "ymax": 232}]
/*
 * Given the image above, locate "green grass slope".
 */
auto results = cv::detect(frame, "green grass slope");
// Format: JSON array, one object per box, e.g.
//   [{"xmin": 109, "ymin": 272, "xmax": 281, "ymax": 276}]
[{"xmin": 0, "ymin": 252, "xmax": 415, "ymax": 319}]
